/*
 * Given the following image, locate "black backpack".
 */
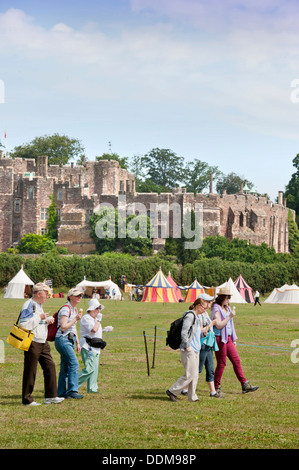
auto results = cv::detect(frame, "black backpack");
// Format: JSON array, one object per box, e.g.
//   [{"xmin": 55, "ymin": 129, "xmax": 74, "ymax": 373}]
[{"xmin": 166, "ymin": 311, "xmax": 196, "ymax": 350}]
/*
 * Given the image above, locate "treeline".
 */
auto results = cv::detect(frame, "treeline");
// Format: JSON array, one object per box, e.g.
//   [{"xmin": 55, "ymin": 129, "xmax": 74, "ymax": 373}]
[{"xmin": 1, "ymin": 247, "xmax": 298, "ymax": 294}]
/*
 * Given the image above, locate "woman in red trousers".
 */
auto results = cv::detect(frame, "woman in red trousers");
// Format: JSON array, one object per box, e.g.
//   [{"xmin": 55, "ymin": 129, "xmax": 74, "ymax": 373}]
[{"xmin": 211, "ymin": 287, "xmax": 258, "ymax": 394}]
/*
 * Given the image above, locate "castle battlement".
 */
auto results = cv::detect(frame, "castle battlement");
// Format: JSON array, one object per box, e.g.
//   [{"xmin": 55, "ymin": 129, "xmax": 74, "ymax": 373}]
[{"xmin": 0, "ymin": 155, "xmax": 293, "ymax": 254}]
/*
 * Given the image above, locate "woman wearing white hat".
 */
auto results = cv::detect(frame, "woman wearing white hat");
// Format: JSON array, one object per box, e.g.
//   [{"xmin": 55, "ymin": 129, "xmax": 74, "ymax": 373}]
[
  {"xmin": 55, "ymin": 288, "xmax": 84, "ymax": 399},
  {"xmin": 78, "ymin": 299, "xmax": 113, "ymax": 393}
]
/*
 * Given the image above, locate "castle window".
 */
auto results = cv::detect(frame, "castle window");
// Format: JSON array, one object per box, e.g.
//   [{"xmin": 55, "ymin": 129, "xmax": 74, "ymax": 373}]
[
  {"xmin": 245, "ymin": 212, "xmax": 249, "ymax": 227},
  {"xmin": 240, "ymin": 213, "xmax": 244, "ymax": 227},
  {"xmin": 120, "ymin": 181, "xmax": 124, "ymax": 192},
  {"xmin": 126, "ymin": 180, "xmax": 130, "ymax": 192},
  {"xmin": 56, "ymin": 209, "xmax": 61, "ymax": 221},
  {"xmin": 28, "ymin": 187, "xmax": 34, "ymax": 199},
  {"xmin": 14, "ymin": 199, "xmax": 20, "ymax": 212},
  {"xmin": 41, "ymin": 208, "xmax": 49, "ymax": 221},
  {"xmin": 85, "ymin": 209, "xmax": 93, "ymax": 223},
  {"xmin": 41, "ymin": 228, "xmax": 48, "ymax": 235},
  {"xmin": 14, "ymin": 216, "xmax": 20, "ymax": 225},
  {"xmin": 58, "ymin": 190, "xmax": 63, "ymax": 201}
]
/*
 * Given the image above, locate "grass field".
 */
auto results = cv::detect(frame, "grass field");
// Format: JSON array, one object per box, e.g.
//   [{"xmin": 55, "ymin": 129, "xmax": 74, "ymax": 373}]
[{"xmin": 0, "ymin": 295, "xmax": 298, "ymax": 450}]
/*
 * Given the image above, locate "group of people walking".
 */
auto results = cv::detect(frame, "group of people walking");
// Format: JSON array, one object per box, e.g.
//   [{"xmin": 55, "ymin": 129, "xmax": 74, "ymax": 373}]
[
  {"xmin": 18, "ymin": 281, "xmax": 257, "ymax": 406},
  {"xmin": 20, "ymin": 283, "xmax": 111, "ymax": 406},
  {"xmin": 166, "ymin": 288, "xmax": 259, "ymax": 402}
]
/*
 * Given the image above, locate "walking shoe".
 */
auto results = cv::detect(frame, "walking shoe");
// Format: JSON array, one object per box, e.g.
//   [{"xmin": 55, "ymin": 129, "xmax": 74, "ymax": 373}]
[
  {"xmin": 23, "ymin": 401, "xmax": 41, "ymax": 406},
  {"xmin": 166, "ymin": 389, "xmax": 178, "ymax": 402},
  {"xmin": 210, "ymin": 391, "xmax": 225, "ymax": 398},
  {"xmin": 242, "ymin": 380, "xmax": 259, "ymax": 394},
  {"xmin": 65, "ymin": 392, "xmax": 84, "ymax": 399},
  {"xmin": 44, "ymin": 397, "xmax": 65, "ymax": 404},
  {"xmin": 181, "ymin": 389, "xmax": 188, "ymax": 395}
]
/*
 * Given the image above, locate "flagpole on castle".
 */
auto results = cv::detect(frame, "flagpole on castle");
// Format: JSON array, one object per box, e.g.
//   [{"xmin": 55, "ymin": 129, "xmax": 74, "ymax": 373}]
[{"xmin": 4, "ymin": 130, "xmax": 7, "ymax": 158}]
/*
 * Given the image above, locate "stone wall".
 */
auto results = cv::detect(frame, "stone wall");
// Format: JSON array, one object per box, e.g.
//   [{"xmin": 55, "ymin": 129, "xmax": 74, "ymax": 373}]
[{"xmin": 0, "ymin": 154, "xmax": 293, "ymax": 255}]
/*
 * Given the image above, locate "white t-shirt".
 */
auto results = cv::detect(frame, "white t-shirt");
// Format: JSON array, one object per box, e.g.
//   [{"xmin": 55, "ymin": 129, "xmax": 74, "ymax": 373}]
[
  {"xmin": 80, "ymin": 313, "xmax": 103, "ymax": 354},
  {"xmin": 20, "ymin": 299, "xmax": 48, "ymax": 344},
  {"xmin": 55, "ymin": 302, "xmax": 77, "ymax": 338}
]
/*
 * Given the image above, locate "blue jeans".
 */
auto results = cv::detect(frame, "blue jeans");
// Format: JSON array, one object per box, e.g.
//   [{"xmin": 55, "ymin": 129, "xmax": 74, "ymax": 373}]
[
  {"xmin": 199, "ymin": 343, "xmax": 215, "ymax": 382},
  {"xmin": 55, "ymin": 335, "xmax": 79, "ymax": 397}
]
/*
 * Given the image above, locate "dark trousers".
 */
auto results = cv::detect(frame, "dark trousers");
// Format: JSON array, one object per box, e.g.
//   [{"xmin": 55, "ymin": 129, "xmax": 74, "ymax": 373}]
[
  {"xmin": 254, "ymin": 297, "xmax": 261, "ymax": 306},
  {"xmin": 22, "ymin": 340, "xmax": 57, "ymax": 404}
]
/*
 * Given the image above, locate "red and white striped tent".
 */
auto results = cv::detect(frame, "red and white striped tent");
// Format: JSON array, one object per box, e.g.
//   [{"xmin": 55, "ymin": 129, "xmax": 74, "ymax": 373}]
[
  {"xmin": 184, "ymin": 279, "xmax": 205, "ymax": 303},
  {"xmin": 234, "ymin": 274, "xmax": 254, "ymax": 303},
  {"xmin": 142, "ymin": 268, "xmax": 178, "ymax": 303},
  {"xmin": 166, "ymin": 271, "xmax": 184, "ymax": 302}
]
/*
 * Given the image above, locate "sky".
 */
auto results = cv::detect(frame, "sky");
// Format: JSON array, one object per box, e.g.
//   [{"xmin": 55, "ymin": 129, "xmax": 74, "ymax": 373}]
[{"xmin": 1, "ymin": 0, "xmax": 299, "ymax": 201}]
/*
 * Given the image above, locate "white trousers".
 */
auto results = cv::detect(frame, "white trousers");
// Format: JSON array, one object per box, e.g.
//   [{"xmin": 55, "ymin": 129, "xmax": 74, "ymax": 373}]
[{"xmin": 169, "ymin": 349, "xmax": 199, "ymax": 401}]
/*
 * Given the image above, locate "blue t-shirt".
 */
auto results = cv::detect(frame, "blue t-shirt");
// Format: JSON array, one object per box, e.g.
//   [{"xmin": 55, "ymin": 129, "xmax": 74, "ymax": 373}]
[{"xmin": 213, "ymin": 308, "xmax": 232, "ymax": 336}]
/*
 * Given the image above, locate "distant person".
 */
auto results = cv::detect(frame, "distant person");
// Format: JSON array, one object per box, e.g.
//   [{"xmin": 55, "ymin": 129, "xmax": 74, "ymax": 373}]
[
  {"xmin": 211, "ymin": 288, "xmax": 259, "ymax": 394},
  {"xmin": 55, "ymin": 288, "xmax": 84, "ymax": 399},
  {"xmin": 20, "ymin": 282, "xmax": 64, "ymax": 406},
  {"xmin": 254, "ymin": 290, "xmax": 261, "ymax": 306},
  {"xmin": 166, "ymin": 298, "xmax": 208, "ymax": 403},
  {"xmin": 78, "ymin": 299, "xmax": 113, "ymax": 393}
]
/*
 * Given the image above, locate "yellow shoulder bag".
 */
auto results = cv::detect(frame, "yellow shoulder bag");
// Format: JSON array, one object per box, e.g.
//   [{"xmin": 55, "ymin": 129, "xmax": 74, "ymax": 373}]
[{"xmin": 6, "ymin": 312, "xmax": 34, "ymax": 351}]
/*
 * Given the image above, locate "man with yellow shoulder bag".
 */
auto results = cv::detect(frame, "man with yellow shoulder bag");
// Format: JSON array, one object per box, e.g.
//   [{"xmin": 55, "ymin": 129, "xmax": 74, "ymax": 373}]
[{"xmin": 20, "ymin": 283, "xmax": 64, "ymax": 406}]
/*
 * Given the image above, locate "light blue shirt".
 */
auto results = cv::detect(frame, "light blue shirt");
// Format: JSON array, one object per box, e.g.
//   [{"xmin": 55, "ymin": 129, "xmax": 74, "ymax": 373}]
[
  {"xmin": 214, "ymin": 308, "xmax": 232, "ymax": 336},
  {"xmin": 190, "ymin": 316, "xmax": 202, "ymax": 353}
]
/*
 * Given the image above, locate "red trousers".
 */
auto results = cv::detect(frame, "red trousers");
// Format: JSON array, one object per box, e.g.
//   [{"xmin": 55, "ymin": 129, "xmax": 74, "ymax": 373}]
[{"xmin": 214, "ymin": 336, "xmax": 246, "ymax": 388}]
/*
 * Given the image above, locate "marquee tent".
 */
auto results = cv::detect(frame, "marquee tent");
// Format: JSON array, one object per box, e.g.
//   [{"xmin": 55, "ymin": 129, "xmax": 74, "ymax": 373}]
[
  {"xmin": 184, "ymin": 279, "xmax": 205, "ymax": 303},
  {"xmin": 166, "ymin": 272, "xmax": 183, "ymax": 302},
  {"xmin": 76, "ymin": 279, "xmax": 122, "ymax": 300},
  {"xmin": 264, "ymin": 284, "xmax": 299, "ymax": 304},
  {"xmin": 234, "ymin": 274, "xmax": 254, "ymax": 303},
  {"xmin": 264, "ymin": 284, "xmax": 289, "ymax": 303},
  {"xmin": 216, "ymin": 277, "xmax": 246, "ymax": 304},
  {"xmin": 142, "ymin": 269, "xmax": 178, "ymax": 303},
  {"xmin": 4, "ymin": 266, "xmax": 34, "ymax": 299}
]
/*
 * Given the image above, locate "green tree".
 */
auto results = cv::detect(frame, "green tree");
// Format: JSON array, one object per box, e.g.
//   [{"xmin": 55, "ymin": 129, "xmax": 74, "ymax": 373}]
[
  {"xmin": 288, "ymin": 210, "xmax": 299, "ymax": 257},
  {"xmin": 185, "ymin": 159, "xmax": 221, "ymax": 194},
  {"xmin": 89, "ymin": 209, "xmax": 153, "ymax": 256},
  {"xmin": 9, "ymin": 133, "xmax": 85, "ymax": 166},
  {"xmin": 142, "ymin": 148, "xmax": 185, "ymax": 190},
  {"xmin": 95, "ymin": 153, "xmax": 129, "ymax": 170},
  {"xmin": 285, "ymin": 154, "xmax": 299, "ymax": 224},
  {"xmin": 216, "ymin": 172, "xmax": 253, "ymax": 195},
  {"xmin": 17, "ymin": 234, "xmax": 56, "ymax": 253},
  {"xmin": 47, "ymin": 195, "xmax": 58, "ymax": 240}
]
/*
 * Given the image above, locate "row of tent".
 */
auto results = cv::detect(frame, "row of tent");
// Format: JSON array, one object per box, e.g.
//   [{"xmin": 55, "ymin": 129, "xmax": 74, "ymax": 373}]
[
  {"xmin": 3, "ymin": 266, "xmax": 299, "ymax": 304},
  {"xmin": 3, "ymin": 267, "xmax": 122, "ymax": 300},
  {"xmin": 140, "ymin": 269, "xmax": 299, "ymax": 304}
]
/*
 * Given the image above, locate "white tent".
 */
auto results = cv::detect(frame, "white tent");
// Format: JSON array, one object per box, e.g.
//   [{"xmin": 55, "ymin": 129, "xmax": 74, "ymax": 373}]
[
  {"xmin": 265, "ymin": 284, "xmax": 299, "ymax": 304},
  {"xmin": 264, "ymin": 284, "xmax": 289, "ymax": 303},
  {"xmin": 76, "ymin": 279, "xmax": 122, "ymax": 300},
  {"xmin": 216, "ymin": 277, "xmax": 247, "ymax": 304},
  {"xmin": 4, "ymin": 266, "xmax": 34, "ymax": 299}
]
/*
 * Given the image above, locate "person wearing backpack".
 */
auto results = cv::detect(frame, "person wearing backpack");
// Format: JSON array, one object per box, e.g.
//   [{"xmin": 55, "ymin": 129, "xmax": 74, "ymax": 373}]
[
  {"xmin": 20, "ymin": 283, "xmax": 64, "ymax": 406},
  {"xmin": 55, "ymin": 288, "xmax": 84, "ymax": 399},
  {"xmin": 166, "ymin": 298, "xmax": 208, "ymax": 402}
]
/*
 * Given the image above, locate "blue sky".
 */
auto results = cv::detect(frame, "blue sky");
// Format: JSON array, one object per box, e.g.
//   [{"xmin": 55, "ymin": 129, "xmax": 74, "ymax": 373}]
[{"xmin": 1, "ymin": 0, "xmax": 299, "ymax": 200}]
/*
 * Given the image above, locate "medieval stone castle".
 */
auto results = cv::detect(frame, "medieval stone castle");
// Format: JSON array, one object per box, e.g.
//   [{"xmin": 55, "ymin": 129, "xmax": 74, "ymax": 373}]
[{"xmin": 0, "ymin": 152, "xmax": 293, "ymax": 254}]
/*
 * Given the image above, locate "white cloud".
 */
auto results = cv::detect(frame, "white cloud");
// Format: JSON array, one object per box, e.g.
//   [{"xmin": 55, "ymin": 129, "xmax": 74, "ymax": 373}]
[{"xmin": 1, "ymin": 5, "xmax": 299, "ymax": 143}]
